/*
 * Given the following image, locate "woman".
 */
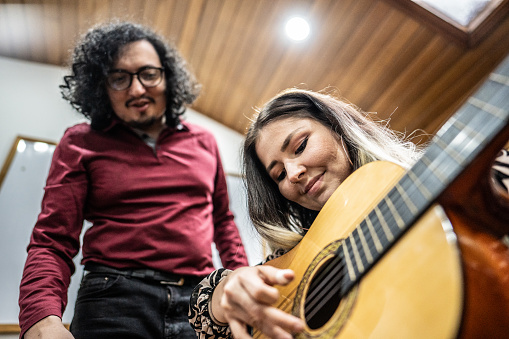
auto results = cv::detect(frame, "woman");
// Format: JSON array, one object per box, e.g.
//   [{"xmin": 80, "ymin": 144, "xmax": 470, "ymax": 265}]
[{"xmin": 189, "ymin": 88, "xmax": 509, "ymax": 339}]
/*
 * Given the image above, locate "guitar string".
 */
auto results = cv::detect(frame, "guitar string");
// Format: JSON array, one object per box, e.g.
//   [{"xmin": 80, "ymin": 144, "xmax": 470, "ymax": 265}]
[
  {"xmin": 296, "ymin": 148, "xmax": 462, "ymax": 319},
  {"xmin": 304, "ymin": 158, "xmax": 458, "ymax": 319},
  {"xmin": 303, "ymin": 161, "xmax": 436, "ymax": 314},
  {"xmin": 303, "ymin": 156, "xmax": 459, "ymax": 320},
  {"xmin": 302, "ymin": 97, "xmax": 508, "ymax": 320},
  {"xmin": 344, "ymin": 83, "xmax": 509, "ymax": 280},
  {"xmin": 320, "ymin": 109, "xmax": 509, "ymax": 320}
]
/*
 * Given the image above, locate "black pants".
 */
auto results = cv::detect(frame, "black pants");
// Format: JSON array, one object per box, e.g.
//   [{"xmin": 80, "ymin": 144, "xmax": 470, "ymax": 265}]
[{"xmin": 70, "ymin": 270, "xmax": 199, "ymax": 339}]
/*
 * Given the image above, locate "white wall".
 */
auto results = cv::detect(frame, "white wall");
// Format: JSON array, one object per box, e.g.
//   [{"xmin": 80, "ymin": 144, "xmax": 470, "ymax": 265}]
[{"xmin": 0, "ymin": 56, "xmax": 262, "ymax": 336}]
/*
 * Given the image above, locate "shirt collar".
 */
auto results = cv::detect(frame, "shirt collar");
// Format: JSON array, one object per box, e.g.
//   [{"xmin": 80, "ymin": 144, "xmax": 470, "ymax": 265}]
[{"xmin": 101, "ymin": 116, "xmax": 190, "ymax": 134}]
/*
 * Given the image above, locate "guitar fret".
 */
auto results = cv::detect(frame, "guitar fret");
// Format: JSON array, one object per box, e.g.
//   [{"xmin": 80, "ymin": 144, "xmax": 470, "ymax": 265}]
[
  {"xmin": 418, "ymin": 152, "xmax": 450, "ymax": 187},
  {"xmin": 365, "ymin": 217, "xmax": 383, "ymax": 253},
  {"xmin": 348, "ymin": 233, "xmax": 365, "ymax": 273},
  {"xmin": 433, "ymin": 138, "xmax": 466, "ymax": 168},
  {"xmin": 398, "ymin": 171, "xmax": 429, "ymax": 214},
  {"xmin": 444, "ymin": 121, "xmax": 479, "ymax": 161},
  {"xmin": 342, "ymin": 242, "xmax": 356, "ymax": 281},
  {"xmin": 407, "ymin": 170, "xmax": 432, "ymax": 200},
  {"xmin": 374, "ymin": 205, "xmax": 394, "ymax": 241},
  {"xmin": 469, "ymin": 96, "xmax": 509, "ymax": 120},
  {"xmin": 395, "ymin": 183, "xmax": 418, "ymax": 214},
  {"xmin": 489, "ymin": 73, "xmax": 509, "ymax": 86},
  {"xmin": 357, "ymin": 225, "xmax": 374, "ymax": 264},
  {"xmin": 451, "ymin": 114, "xmax": 500, "ymax": 163},
  {"xmin": 385, "ymin": 197, "xmax": 405, "ymax": 229}
]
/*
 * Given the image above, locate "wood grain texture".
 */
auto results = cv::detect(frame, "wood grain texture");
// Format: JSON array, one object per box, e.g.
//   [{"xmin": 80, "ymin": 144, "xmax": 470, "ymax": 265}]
[{"xmin": 1, "ymin": 0, "xmax": 509, "ymax": 139}]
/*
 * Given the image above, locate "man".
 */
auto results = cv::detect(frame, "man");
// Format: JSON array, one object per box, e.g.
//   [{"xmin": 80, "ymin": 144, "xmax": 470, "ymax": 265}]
[{"xmin": 19, "ymin": 21, "xmax": 248, "ymax": 339}]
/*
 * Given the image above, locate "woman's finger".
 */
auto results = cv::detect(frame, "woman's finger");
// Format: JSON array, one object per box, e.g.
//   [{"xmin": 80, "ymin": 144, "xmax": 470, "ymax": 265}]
[
  {"xmin": 224, "ymin": 287, "xmax": 304, "ymax": 338},
  {"xmin": 228, "ymin": 318, "xmax": 251, "ymax": 339}
]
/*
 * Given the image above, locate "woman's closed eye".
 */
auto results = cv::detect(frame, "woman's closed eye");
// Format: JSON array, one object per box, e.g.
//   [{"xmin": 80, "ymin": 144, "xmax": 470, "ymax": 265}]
[
  {"xmin": 277, "ymin": 169, "xmax": 286, "ymax": 181},
  {"xmin": 296, "ymin": 137, "xmax": 308, "ymax": 154},
  {"xmin": 275, "ymin": 137, "xmax": 308, "ymax": 182}
]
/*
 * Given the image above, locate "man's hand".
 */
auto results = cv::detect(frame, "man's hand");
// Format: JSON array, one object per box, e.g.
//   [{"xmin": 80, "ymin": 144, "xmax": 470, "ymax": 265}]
[{"xmin": 24, "ymin": 315, "xmax": 74, "ymax": 339}]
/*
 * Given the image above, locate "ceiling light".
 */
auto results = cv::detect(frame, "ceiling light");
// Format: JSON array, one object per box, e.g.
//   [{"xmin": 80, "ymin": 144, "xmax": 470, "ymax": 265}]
[{"xmin": 285, "ymin": 17, "xmax": 310, "ymax": 41}]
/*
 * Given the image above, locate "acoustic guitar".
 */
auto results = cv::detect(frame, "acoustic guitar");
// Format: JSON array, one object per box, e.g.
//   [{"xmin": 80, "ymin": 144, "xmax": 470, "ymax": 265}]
[{"xmin": 255, "ymin": 56, "xmax": 509, "ymax": 338}]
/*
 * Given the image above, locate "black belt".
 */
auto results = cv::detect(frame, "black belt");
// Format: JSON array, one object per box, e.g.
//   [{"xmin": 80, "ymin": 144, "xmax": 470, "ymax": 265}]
[{"xmin": 84, "ymin": 263, "xmax": 204, "ymax": 286}]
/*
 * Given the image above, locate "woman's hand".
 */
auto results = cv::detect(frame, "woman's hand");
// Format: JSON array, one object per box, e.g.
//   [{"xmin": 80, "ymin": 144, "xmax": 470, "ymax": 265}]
[{"xmin": 211, "ymin": 266, "xmax": 305, "ymax": 339}]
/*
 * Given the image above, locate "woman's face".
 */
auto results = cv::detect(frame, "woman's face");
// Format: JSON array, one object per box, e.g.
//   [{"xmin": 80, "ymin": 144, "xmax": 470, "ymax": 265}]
[{"xmin": 255, "ymin": 116, "xmax": 353, "ymax": 211}]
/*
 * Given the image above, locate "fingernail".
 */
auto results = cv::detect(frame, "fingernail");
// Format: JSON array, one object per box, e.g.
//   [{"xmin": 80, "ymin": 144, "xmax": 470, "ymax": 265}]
[{"xmin": 275, "ymin": 269, "xmax": 291, "ymax": 282}]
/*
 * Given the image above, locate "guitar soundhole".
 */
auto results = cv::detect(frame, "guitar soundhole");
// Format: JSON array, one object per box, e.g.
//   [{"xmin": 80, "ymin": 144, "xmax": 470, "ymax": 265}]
[{"xmin": 304, "ymin": 256, "xmax": 343, "ymax": 330}]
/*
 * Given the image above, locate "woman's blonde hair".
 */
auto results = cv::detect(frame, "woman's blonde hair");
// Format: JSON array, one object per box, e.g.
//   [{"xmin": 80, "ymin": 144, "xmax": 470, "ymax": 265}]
[{"xmin": 243, "ymin": 88, "xmax": 423, "ymax": 251}]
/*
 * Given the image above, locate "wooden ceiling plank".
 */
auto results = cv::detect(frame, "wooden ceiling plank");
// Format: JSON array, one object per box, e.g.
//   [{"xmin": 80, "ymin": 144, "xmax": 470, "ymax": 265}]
[
  {"xmin": 379, "ymin": 44, "xmax": 463, "ymax": 134},
  {"xmin": 187, "ymin": 0, "xmax": 223, "ymax": 73},
  {"xmin": 157, "ymin": 0, "xmax": 184, "ymax": 44},
  {"xmin": 207, "ymin": 0, "xmax": 302, "ymax": 130},
  {"xmin": 318, "ymin": 0, "xmax": 393, "ymax": 101},
  {"xmin": 126, "ymin": 0, "xmax": 145, "ymax": 24},
  {"xmin": 0, "ymin": 3, "xmax": 14, "ymax": 58},
  {"xmin": 22, "ymin": 0, "xmax": 44, "ymax": 61},
  {"xmin": 1, "ymin": 0, "xmax": 509, "ymax": 138},
  {"xmin": 238, "ymin": 0, "xmax": 317, "ymax": 109},
  {"xmin": 210, "ymin": 0, "xmax": 298, "ymax": 127},
  {"xmin": 206, "ymin": 0, "xmax": 290, "ymax": 131},
  {"xmin": 77, "ymin": 0, "xmax": 97, "ymax": 35},
  {"xmin": 108, "ymin": 0, "xmax": 133, "ymax": 22},
  {"xmin": 420, "ymin": 57, "xmax": 504, "ymax": 134},
  {"xmin": 3, "ymin": 1, "xmax": 32, "ymax": 60},
  {"xmin": 370, "ymin": 33, "xmax": 453, "ymax": 123},
  {"xmin": 29, "ymin": 0, "xmax": 51, "ymax": 64},
  {"xmin": 92, "ymin": 0, "xmax": 112, "ymax": 25},
  {"xmin": 141, "ymin": 0, "xmax": 159, "ymax": 27},
  {"xmin": 274, "ymin": 0, "xmax": 356, "ymax": 92},
  {"xmin": 177, "ymin": 0, "xmax": 204, "ymax": 60},
  {"xmin": 198, "ymin": 0, "xmax": 261, "ymax": 121},
  {"xmin": 265, "ymin": 0, "xmax": 360, "ymax": 110},
  {"xmin": 42, "ymin": 0, "xmax": 60, "ymax": 65},
  {"xmin": 411, "ymin": 17, "xmax": 509, "ymax": 134},
  {"xmin": 194, "ymin": 0, "xmax": 240, "ymax": 109},
  {"xmin": 308, "ymin": 0, "xmax": 379, "ymax": 95},
  {"xmin": 226, "ymin": 0, "xmax": 329, "ymax": 131},
  {"xmin": 341, "ymin": 6, "xmax": 411, "ymax": 106},
  {"xmin": 255, "ymin": 0, "xmax": 336, "ymax": 102},
  {"xmin": 361, "ymin": 23, "xmax": 435, "ymax": 111},
  {"xmin": 59, "ymin": 0, "xmax": 79, "ymax": 65}
]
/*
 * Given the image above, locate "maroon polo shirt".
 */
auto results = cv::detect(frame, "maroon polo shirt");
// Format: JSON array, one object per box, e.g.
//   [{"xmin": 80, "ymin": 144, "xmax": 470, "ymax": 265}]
[{"xmin": 19, "ymin": 120, "xmax": 248, "ymax": 336}]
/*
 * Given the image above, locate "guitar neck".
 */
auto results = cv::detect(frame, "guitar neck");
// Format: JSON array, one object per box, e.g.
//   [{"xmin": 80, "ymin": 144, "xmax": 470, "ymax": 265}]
[{"xmin": 338, "ymin": 56, "xmax": 509, "ymax": 296}]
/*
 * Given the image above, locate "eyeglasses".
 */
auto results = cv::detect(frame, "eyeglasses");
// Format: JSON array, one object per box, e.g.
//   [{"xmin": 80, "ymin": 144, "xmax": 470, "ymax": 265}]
[{"xmin": 106, "ymin": 66, "xmax": 164, "ymax": 91}]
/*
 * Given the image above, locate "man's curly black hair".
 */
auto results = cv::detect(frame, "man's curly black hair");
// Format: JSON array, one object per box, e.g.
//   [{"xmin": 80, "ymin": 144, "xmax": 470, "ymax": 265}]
[{"xmin": 60, "ymin": 21, "xmax": 201, "ymax": 130}]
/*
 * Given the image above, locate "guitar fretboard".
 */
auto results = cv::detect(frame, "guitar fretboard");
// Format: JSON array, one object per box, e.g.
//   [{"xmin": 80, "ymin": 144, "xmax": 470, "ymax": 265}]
[{"xmin": 337, "ymin": 56, "xmax": 509, "ymax": 296}]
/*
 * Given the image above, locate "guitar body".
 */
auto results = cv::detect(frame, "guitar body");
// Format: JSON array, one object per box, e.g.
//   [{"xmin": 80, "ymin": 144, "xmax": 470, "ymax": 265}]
[{"xmin": 257, "ymin": 161, "xmax": 509, "ymax": 338}]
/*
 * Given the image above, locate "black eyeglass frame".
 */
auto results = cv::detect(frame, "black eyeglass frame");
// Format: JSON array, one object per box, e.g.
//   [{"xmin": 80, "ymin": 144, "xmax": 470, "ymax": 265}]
[{"xmin": 106, "ymin": 66, "xmax": 165, "ymax": 91}]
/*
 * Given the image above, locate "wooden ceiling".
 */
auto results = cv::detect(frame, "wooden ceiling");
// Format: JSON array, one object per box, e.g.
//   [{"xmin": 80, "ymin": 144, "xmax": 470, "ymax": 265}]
[{"xmin": 1, "ymin": 0, "xmax": 509, "ymax": 142}]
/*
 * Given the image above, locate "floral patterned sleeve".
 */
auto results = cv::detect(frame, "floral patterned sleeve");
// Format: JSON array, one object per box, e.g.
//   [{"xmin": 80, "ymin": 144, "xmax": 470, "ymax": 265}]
[
  {"xmin": 188, "ymin": 249, "xmax": 288, "ymax": 338},
  {"xmin": 189, "ymin": 268, "xmax": 233, "ymax": 338}
]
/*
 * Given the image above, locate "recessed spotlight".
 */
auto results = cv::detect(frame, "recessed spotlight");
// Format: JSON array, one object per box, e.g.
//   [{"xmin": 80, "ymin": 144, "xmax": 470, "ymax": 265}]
[{"xmin": 285, "ymin": 17, "xmax": 310, "ymax": 41}]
